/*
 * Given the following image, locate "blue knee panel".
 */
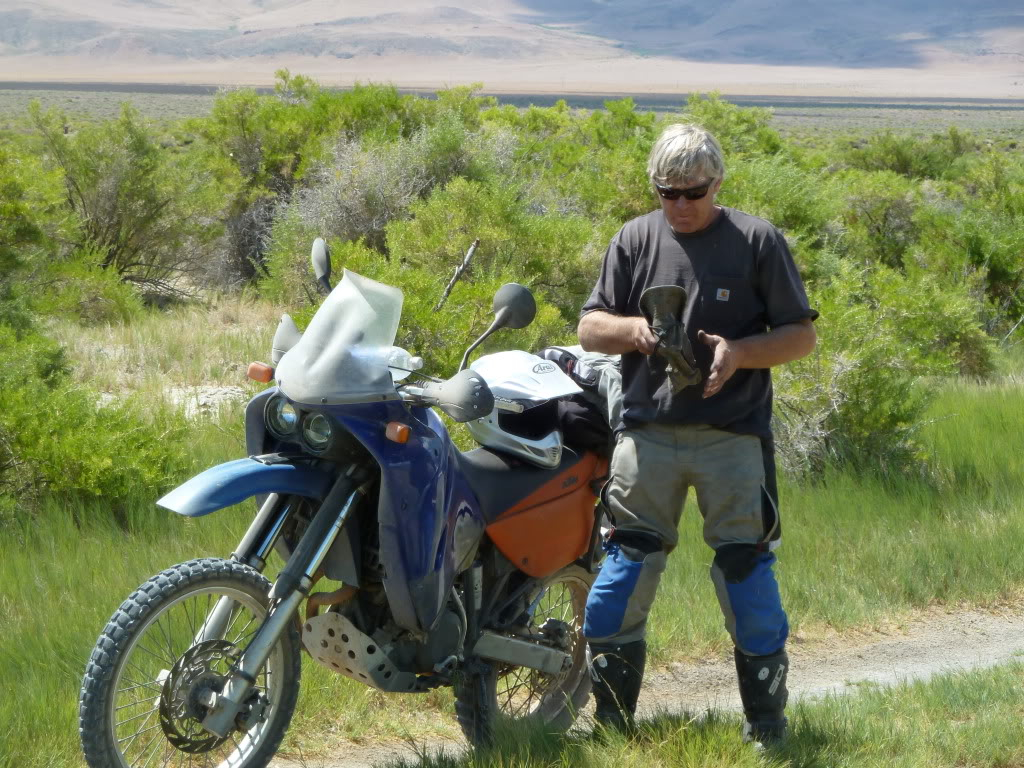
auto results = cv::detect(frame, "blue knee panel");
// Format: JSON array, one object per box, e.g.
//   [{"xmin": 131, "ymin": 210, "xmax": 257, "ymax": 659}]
[
  {"xmin": 583, "ymin": 544, "xmax": 643, "ymax": 639},
  {"xmin": 724, "ymin": 553, "xmax": 789, "ymax": 656}
]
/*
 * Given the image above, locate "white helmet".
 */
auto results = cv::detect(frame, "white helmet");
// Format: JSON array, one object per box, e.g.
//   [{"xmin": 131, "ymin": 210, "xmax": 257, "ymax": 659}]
[{"xmin": 467, "ymin": 351, "xmax": 582, "ymax": 468}]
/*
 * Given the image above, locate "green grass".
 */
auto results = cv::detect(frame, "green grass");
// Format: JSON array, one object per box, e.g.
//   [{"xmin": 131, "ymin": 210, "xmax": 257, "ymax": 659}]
[
  {"xmin": 923, "ymin": 375, "xmax": 1024, "ymax": 501},
  {"xmin": 0, "ymin": 406, "xmax": 240, "ymax": 767},
  {"xmin": 1, "ymin": 374, "xmax": 1022, "ymax": 767},
  {"xmin": 383, "ymin": 662, "xmax": 1024, "ymax": 768},
  {"xmin": 46, "ymin": 294, "xmax": 283, "ymax": 396}
]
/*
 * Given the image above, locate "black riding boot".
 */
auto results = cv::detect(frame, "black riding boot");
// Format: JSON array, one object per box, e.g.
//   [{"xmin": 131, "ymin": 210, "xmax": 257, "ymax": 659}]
[
  {"xmin": 588, "ymin": 639, "xmax": 646, "ymax": 732},
  {"xmin": 734, "ymin": 647, "xmax": 789, "ymax": 744}
]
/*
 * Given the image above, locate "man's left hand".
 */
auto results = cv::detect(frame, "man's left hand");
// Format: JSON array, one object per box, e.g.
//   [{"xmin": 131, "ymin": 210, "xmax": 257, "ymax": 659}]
[{"xmin": 697, "ymin": 330, "xmax": 740, "ymax": 398}]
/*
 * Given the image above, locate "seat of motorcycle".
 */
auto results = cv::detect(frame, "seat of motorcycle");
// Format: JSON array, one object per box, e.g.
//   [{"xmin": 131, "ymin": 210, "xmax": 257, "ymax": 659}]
[{"xmin": 455, "ymin": 445, "xmax": 590, "ymax": 524}]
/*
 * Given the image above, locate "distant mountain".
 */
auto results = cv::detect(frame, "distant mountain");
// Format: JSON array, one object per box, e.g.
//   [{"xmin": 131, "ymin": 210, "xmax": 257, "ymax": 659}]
[
  {"xmin": 1, "ymin": 1, "xmax": 1022, "ymax": 97},
  {"xmin": 0, "ymin": 1, "xmax": 612, "ymax": 61},
  {"xmin": 513, "ymin": 0, "xmax": 1024, "ymax": 68},
  {"xmin": 2, "ymin": 0, "xmax": 1021, "ymax": 67}
]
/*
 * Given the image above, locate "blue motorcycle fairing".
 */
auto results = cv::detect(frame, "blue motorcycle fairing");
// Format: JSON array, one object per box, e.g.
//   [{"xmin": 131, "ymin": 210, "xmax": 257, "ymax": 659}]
[
  {"xmin": 156, "ymin": 458, "xmax": 335, "ymax": 517},
  {"xmin": 331, "ymin": 401, "xmax": 482, "ymax": 634}
]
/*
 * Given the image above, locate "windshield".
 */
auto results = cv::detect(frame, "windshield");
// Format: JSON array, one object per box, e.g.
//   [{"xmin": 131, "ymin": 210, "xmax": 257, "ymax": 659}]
[{"xmin": 275, "ymin": 270, "xmax": 404, "ymax": 405}]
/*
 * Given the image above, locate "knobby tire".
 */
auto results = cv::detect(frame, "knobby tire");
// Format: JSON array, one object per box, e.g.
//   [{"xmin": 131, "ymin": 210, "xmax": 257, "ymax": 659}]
[{"xmin": 79, "ymin": 557, "xmax": 301, "ymax": 768}]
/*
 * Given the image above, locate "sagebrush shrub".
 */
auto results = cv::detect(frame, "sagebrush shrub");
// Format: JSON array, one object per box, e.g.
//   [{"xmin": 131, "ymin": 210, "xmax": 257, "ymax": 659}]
[
  {"xmin": 0, "ymin": 323, "xmax": 191, "ymax": 523},
  {"xmin": 682, "ymin": 92, "xmax": 784, "ymax": 157},
  {"xmin": 30, "ymin": 103, "xmax": 224, "ymax": 296},
  {"xmin": 774, "ymin": 261, "xmax": 992, "ymax": 476},
  {"xmin": 832, "ymin": 169, "xmax": 920, "ymax": 270},
  {"xmin": 291, "ymin": 112, "xmax": 514, "ymax": 254},
  {"xmin": 33, "ymin": 252, "xmax": 144, "ymax": 325},
  {"xmin": 843, "ymin": 127, "xmax": 977, "ymax": 180},
  {"xmin": 385, "ymin": 176, "xmax": 599, "ymax": 321},
  {"xmin": 913, "ymin": 192, "xmax": 1024, "ymax": 335}
]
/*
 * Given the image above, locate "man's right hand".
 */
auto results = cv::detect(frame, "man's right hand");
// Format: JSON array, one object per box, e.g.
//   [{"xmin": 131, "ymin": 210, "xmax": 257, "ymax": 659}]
[
  {"xmin": 578, "ymin": 311, "xmax": 661, "ymax": 355},
  {"xmin": 630, "ymin": 317, "xmax": 661, "ymax": 356}
]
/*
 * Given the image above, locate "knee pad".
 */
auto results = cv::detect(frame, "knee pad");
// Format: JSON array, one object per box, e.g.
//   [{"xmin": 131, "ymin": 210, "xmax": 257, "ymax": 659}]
[
  {"xmin": 713, "ymin": 543, "xmax": 761, "ymax": 584},
  {"xmin": 584, "ymin": 541, "xmax": 666, "ymax": 641},
  {"xmin": 714, "ymin": 551, "xmax": 788, "ymax": 657},
  {"xmin": 612, "ymin": 530, "xmax": 664, "ymax": 561}
]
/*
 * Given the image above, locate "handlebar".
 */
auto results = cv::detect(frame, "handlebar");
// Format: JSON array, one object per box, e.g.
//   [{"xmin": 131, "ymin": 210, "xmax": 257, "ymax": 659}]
[{"xmin": 399, "ymin": 369, "xmax": 494, "ymax": 422}]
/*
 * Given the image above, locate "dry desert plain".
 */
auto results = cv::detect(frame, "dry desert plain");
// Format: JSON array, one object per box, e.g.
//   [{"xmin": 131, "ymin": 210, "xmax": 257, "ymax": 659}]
[{"xmin": 4, "ymin": 49, "xmax": 1024, "ymax": 102}]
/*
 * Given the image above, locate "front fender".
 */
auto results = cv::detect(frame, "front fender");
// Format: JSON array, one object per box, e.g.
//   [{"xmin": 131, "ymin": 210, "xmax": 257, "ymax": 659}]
[{"xmin": 157, "ymin": 458, "xmax": 335, "ymax": 517}]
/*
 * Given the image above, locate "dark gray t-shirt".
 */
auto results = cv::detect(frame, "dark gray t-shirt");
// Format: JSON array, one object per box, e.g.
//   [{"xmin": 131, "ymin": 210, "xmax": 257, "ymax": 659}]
[{"xmin": 581, "ymin": 207, "xmax": 817, "ymax": 438}]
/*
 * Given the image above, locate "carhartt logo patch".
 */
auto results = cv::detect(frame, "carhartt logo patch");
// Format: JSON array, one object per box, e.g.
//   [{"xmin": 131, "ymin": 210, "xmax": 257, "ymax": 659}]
[{"xmin": 716, "ymin": 288, "xmax": 731, "ymax": 302}]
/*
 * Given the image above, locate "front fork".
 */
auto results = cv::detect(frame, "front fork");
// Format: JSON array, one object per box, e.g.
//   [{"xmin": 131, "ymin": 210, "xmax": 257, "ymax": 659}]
[
  {"xmin": 194, "ymin": 492, "xmax": 290, "ymax": 645},
  {"xmin": 199, "ymin": 471, "xmax": 368, "ymax": 737}
]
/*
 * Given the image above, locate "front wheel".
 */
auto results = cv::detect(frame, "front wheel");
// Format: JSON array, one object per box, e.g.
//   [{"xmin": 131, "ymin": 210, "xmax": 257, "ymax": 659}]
[
  {"xmin": 455, "ymin": 564, "xmax": 594, "ymax": 745},
  {"xmin": 80, "ymin": 557, "xmax": 301, "ymax": 768}
]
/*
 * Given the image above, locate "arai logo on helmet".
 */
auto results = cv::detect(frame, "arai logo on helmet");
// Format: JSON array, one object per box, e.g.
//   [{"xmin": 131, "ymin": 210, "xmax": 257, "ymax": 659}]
[{"xmin": 532, "ymin": 362, "xmax": 557, "ymax": 374}]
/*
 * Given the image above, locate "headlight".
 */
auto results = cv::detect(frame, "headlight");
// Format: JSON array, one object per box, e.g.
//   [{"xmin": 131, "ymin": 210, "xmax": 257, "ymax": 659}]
[
  {"xmin": 302, "ymin": 412, "xmax": 333, "ymax": 452},
  {"xmin": 265, "ymin": 396, "xmax": 298, "ymax": 439}
]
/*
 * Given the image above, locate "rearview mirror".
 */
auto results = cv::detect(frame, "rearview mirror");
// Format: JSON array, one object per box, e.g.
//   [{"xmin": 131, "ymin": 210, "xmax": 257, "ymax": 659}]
[
  {"xmin": 271, "ymin": 314, "xmax": 302, "ymax": 366},
  {"xmin": 492, "ymin": 283, "xmax": 536, "ymax": 330},
  {"xmin": 311, "ymin": 238, "xmax": 332, "ymax": 295},
  {"xmin": 458, "ymin": 283, "xmax": 538, "ymax": 371}
]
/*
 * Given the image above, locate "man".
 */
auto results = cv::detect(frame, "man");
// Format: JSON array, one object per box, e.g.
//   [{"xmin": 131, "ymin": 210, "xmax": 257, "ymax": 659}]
[{"xmin": 578, "ymin": 123, "xmax": 817, "ymax": 744}]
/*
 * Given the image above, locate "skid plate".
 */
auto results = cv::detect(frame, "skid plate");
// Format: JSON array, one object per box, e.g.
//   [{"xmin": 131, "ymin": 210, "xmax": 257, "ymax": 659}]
[{"xmin": 302, "ymin": 612, "xmax": 420, "ymax": 692}]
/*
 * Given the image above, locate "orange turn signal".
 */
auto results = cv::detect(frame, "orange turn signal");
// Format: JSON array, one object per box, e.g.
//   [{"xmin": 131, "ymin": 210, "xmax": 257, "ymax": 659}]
[
  {"xmin": 247, "ymin": 362, "xmax": 274, "ymax": 383},
  {"xmin": 386, "ymin": 422, "xmax": 411, "ymax": 444}
]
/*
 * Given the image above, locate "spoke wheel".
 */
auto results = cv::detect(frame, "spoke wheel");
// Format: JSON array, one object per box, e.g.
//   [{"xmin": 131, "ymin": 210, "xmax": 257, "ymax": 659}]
[
  {"xmin": 80, "ymin": 558, "xmax": 301, "ymax": 768},
  {"xmin": 455, "ymin": 564, "xmax": 593, "ymax": 745}
]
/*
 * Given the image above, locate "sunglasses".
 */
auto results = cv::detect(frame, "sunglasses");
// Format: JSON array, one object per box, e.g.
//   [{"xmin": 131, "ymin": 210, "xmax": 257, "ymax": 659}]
[{"xmin": 655, "ymin": 181, "xmax": 713, "ymax": 201}]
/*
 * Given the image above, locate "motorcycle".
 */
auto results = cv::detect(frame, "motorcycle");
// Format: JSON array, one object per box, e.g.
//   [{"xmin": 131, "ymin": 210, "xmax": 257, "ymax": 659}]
[{"xmin": 79, "ymin": 240, "xmax": 609, "ymax": 768}]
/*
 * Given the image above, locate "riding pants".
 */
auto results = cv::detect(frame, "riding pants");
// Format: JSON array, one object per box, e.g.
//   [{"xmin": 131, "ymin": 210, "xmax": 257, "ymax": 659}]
[{"xmin": 583, "ymin": 423, "xmax": 788, "ymax": 657}]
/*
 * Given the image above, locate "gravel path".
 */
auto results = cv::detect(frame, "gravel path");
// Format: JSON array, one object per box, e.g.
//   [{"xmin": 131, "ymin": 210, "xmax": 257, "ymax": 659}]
[{"xmin": 271, "ymin": 604, "xmax": 1024, "ymax": 768}]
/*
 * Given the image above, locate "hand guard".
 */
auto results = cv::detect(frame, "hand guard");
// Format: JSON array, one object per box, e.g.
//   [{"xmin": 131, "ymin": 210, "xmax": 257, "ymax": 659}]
[{"xmin": 638, "ymin": 285, "xmax": 701, "ymax": 393}]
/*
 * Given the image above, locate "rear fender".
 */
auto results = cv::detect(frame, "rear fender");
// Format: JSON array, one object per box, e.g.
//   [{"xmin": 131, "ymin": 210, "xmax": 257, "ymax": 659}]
[{"xmin": 157, "ymin": 458, "xmax": 334, "ymax": 517}]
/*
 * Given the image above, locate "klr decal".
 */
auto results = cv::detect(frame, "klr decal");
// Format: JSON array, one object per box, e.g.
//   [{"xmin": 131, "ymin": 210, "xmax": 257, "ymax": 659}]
[{"xmin": 716, "ymin": 288, "xmax": 731, "ymax": 302}]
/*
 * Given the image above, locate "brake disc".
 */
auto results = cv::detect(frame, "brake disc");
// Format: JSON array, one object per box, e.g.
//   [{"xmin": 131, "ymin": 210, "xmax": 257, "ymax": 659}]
[{"xmin": 158, "ymin": 639, "xmax": 238, "ymax": 754}]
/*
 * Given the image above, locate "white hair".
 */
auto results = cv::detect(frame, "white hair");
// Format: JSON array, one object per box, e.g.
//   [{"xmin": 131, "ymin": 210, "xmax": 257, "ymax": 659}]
[{"xmin": 647, "ymin": 123, "xmax": 726, "ymax": 187}]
